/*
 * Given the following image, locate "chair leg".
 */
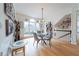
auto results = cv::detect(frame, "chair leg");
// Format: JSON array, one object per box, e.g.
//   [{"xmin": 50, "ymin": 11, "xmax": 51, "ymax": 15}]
[
  {"xmin": 33, "ymin": 40, "xmax": 36, "ymax": 46},
  {"xmin": 43, "ymin": 40, "xmax": 47, "ymax": 45},
  {"xmin": 23, "ymin": 46, "xmax": 25, "ymax": 56},
  {"xmin": 36, "ymin": 40, "xmax": 40, "ymax": 48},
  {"xmin": 12, "ymin": 50, "xmax": 14, "ymax": 56},
  {"xmin": 49, "ymin": 40, "xmax": 51, "ymax": 48}
]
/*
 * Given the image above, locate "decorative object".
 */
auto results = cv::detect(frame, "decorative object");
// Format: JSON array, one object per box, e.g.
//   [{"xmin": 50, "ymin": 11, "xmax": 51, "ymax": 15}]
[
  {"xmin": 4, "ymin": 3, "xmax": 15, "ymax": 22},
  {"xmin": 14, "ymin": 20, "xmax": 20, "ymax": 41},
  {"xmin": 4, "ymin": 3, "xmax": 15, "ymax": 36},
  {"xmin": 5, "ymin": 19, "xmax": 14, "ymax": 36}
]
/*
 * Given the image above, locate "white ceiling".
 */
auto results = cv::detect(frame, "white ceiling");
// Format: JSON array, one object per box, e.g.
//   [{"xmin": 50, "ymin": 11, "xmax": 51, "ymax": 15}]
[{"xmin": 13, "ymin": 3, "xmax": 78, "ymax": 25}]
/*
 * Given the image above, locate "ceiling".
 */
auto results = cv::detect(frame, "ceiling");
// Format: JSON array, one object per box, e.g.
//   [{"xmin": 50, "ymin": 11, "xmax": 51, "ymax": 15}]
[{"xmin": 13, "ymin": 3, "xmax": 78, "ymax": 25}]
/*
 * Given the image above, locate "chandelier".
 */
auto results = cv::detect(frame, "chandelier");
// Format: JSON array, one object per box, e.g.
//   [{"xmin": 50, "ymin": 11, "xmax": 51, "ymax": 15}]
[
  {"xmin": 39, "ymin": 8, "xmax": 45, "ymax": 23},
  {"xmin": 39, "ymin": 8, "xmax": 45, "ymax": 32}
]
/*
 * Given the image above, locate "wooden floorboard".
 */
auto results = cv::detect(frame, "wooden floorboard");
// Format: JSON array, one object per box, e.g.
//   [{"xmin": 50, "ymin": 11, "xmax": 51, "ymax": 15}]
[{"xmin": 15, "ymin": 37, "xmax": 79, "ymax": 56}]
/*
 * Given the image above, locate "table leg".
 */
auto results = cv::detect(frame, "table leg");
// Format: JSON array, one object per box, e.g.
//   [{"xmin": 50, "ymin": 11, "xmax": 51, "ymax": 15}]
[
  {"xmin": 23, "ymin": 46, "xmax": 25, "ymax": 56},
  {"xmin": 12, "ymin": 50, "xmax": 14, "ymax": 56}
]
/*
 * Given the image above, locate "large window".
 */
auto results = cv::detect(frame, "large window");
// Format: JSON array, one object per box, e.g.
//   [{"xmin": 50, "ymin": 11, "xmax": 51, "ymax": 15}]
[{"xmin": 24, "ymin": 19, "xmax": 40, "ymax": 34}]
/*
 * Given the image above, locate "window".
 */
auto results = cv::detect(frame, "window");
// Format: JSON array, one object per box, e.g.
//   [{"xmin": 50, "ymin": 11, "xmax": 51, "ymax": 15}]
[{"xmin": 24, "ymin": 19, "xmax": 40, "ymax": 34}]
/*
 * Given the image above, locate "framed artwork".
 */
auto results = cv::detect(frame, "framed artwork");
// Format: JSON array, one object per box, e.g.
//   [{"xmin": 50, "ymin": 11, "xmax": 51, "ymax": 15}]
[
  {"xmin": 5, "ymin": 19, "xmax": 14, "ymax": 36},
  {"xmin": 4, "ymin": 3, "xmax": 15, "ymax": 22}
]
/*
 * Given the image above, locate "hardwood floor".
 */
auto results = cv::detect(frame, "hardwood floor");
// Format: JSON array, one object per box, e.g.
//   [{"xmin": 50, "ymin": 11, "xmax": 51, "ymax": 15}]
[{"xmin": 15, "ymin": 37, "xmax": 79, "ymax": 56}]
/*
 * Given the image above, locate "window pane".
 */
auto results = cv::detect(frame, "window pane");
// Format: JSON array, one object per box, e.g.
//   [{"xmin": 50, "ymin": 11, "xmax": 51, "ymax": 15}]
[
  {"xmin": 24, "ymin": 21, "xmax": 29, "ymax": 34},
  {"xmin": 36, "ymin": 23, "xmax": 40, "ymax": 31},
  {"xmin": 24, "ymin": 19, "xmax": 40, "ymax": 34},
  {"xmin": 29, "ymin": 22, "xmax": 36, "ymax": 33}
]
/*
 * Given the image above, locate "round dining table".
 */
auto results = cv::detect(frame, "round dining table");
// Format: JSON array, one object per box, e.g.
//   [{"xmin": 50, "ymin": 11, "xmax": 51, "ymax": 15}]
[{"xmin": 37, "ymin": 32, "xmax": 47, "ymax": 45}]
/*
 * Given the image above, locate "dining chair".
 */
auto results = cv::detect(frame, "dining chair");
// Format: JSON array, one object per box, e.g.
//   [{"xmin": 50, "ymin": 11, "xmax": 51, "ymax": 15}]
[
  {"xmin": 33, "ymin": 32, "xmax": 41, "ymax": 47},
  {"xmin": 43, "ymin": 32, "xmax": 52, "ymax": 47}
]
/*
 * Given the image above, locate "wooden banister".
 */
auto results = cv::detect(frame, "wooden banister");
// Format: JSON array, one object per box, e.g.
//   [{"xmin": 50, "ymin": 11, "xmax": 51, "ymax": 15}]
[
  {"xmin": 54, "ymin": 29, "xmax": 71, "ymax": 32},
  {"xmin": 58, "ymin": 32, "xmax": 71, "ymax": 39}
]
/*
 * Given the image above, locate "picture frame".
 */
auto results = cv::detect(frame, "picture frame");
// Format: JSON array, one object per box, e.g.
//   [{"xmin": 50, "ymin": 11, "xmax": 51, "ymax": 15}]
[
  {"xmin": 5, "ymin": 19, "xmax": 14, "ymax": 36},
  {"xmin": 4, "ymin": 3, "xmax": 15, "ymax": 36},
  {"xmin": 4, "ymin": 3, "xmax": 15, "ymax": 22}
]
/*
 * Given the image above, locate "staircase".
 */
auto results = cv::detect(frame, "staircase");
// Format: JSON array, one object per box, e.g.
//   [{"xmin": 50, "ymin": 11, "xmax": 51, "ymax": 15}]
[{"xmin": 54, "ymin": 14, "xmax": 71, "ymax": 39}]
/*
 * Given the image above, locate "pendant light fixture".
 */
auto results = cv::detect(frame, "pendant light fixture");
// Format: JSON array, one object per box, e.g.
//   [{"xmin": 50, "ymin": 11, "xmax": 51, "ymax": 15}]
[
  {"xmin": 42, "ymin": 8, "xmax": 43, "ymax": 20},
  {"xmin": 40, "ymin": 8, "xmax": 44, "ymax": 32},
  {"xmin": 41, "ymin": 8, "xmax": 45, "ymax": 23}
]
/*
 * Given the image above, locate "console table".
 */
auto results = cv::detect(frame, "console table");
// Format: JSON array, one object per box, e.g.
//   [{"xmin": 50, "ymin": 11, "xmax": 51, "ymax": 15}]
[{"xmin": 10, "ymin": 40, "xmax": 27, "ymax": 56}]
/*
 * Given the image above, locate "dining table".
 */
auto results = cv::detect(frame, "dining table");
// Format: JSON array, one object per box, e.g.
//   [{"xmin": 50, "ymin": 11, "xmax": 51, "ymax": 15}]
[{"xmin": 37, "ymin": 32, "xmax": 47, "ymax": 45}]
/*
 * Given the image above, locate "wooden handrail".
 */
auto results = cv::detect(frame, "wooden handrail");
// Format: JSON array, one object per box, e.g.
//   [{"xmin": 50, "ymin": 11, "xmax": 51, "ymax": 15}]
[
  {"xmin": 58, "ymin": 32, "xmax": 71, "ymax": 39},
  {"xmin": 54, "ymin": 29, "xmax": 71, "ymax": 32}
]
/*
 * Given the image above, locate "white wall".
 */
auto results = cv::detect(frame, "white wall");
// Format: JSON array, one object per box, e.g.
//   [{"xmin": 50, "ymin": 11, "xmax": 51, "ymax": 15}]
[{"xmin": 0, "ymin": 4, "xmax": 14, "ymax": 56}]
